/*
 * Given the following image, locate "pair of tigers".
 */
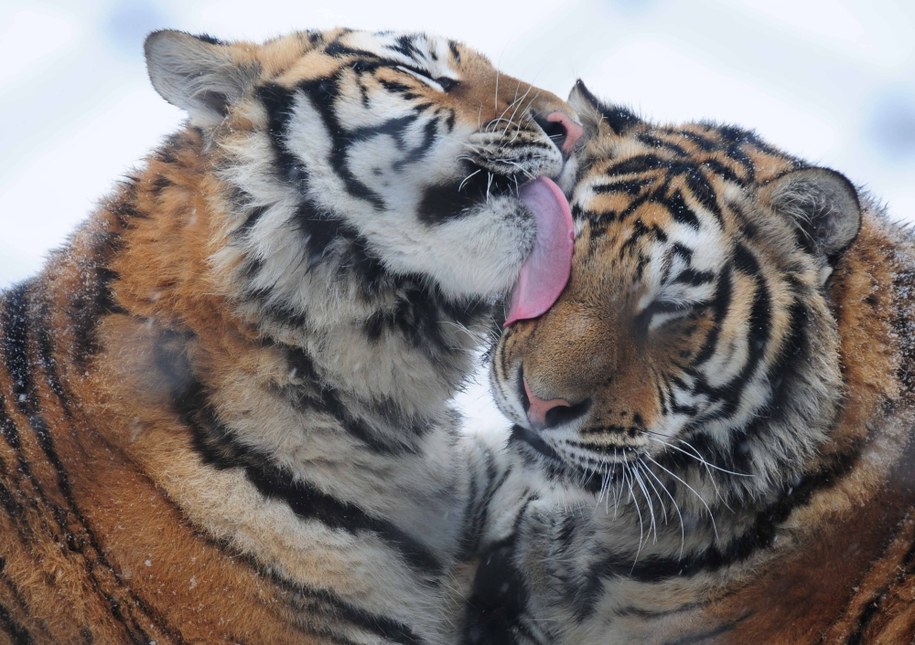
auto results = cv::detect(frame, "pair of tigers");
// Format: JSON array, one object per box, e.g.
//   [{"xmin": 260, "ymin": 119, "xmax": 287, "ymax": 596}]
[{"xmin": 0, "ymin": 27, "xmax": 912, "ymax": 644}]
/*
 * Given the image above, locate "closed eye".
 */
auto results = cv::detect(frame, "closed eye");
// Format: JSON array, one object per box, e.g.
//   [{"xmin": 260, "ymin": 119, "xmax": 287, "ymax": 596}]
[
  {"xmin": 634, "ymin": 299, "xmax": 694, "ymax": 333},
  {"xmin": 396, "ymin": 65, "xmax": 459, "ymax": 92}
]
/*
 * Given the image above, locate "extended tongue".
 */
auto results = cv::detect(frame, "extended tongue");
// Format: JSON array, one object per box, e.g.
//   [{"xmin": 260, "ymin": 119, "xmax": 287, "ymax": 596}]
[{"xmin": 504, "ymin": 177, "xmax": 574, "ymax": 327}]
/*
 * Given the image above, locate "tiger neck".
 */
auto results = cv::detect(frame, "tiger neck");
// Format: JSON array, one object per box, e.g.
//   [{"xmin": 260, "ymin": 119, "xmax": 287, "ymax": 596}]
[{"xmin": 68, "ymin": 128, "xmax": 490, "ymax": 453}]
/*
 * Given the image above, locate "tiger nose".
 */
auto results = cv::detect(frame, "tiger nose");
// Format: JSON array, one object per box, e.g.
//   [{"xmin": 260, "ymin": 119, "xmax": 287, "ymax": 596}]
[
  {"xmin": 522, "ymin": 379, "xmax": 590, "ymax": 429},
  {"xmin": 533, "ymin": 111, "xmax": 584, "ymax": 157}
]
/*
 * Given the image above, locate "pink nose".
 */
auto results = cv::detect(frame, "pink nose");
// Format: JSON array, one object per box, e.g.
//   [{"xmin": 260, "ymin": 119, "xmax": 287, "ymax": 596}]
[
  {"xmin": 546, "ymin": 111, "xmax": 584, "ymax": 156},
  {"xmin": 523, "ymin": 379, "xmax": 572, "ymax": 427}
]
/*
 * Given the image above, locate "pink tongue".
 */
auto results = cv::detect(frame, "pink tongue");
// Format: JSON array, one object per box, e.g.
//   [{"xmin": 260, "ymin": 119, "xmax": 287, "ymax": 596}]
[{"xmin": 504, "ymin": 177, "xmax": 574, "ymax": 327}]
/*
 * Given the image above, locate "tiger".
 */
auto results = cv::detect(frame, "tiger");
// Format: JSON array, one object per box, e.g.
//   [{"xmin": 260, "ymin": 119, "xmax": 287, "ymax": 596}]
[
  {"xmin": 463, "ymin": 80, "xmax": 915, "ymax": 644},
  {"xmin": 0, "ymin": 28, "xmax": 583, "ymax": 643}
]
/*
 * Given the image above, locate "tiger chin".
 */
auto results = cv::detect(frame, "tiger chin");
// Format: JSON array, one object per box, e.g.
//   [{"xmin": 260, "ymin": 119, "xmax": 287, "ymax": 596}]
[
  {"xmin": 0, "ymin": 29, "xmax": 582, "ymax": 643},
  {"xmin": 466, "ymin": 81, "xmax": 915, "ymax": 643}
]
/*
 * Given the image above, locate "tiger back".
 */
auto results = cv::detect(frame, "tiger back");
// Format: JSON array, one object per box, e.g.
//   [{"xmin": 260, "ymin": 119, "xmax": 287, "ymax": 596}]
[
  {"xmin": 0, "ymin": 29, "xmax": 580, "ymax": 643},
  {"xmin": 466, "ymin": 81, "xmax": 915, "ymax": 643}
]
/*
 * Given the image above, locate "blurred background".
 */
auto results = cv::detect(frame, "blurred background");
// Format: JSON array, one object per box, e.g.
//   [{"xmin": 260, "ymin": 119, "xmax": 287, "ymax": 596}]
[{"xmin": 2, "ymin": 0, "xmax": 913, "ymax": 429}]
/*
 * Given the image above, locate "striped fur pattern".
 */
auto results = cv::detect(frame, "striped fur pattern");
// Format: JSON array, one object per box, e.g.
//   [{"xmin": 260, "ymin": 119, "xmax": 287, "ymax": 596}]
[
  {"xmin": 0, "ymin": 29, "xmax": 579, "ymax": 643},
  {"xmin": 467, "ymin": 82, "xmax": 915, "ymax": 643}
]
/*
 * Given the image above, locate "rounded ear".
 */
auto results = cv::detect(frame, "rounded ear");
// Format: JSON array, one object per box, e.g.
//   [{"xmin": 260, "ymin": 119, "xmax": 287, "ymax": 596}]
[
  {"xmin": 762, "ymin": 167, "xmax": 862, "ymax": 263},
  {"xmin": 567, "ymin": 79, "xmax": 641, "ymax": 138},
  {"xmin": 145, "ymin": 30, "xmax": 257, "ymax": 128}
]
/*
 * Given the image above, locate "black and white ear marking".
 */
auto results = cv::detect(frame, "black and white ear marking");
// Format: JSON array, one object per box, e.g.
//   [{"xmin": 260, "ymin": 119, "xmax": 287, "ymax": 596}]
[
  {"xmin": 145, "ymin": 30, "xmax": 256, "ymax": 128},
  {"xmin": 567, "ymin": 79, "xmax": 641, "ymax": 137},
  {"xmin": 765, "ymin": 167, "xmax": 862, "ymax": 265}
]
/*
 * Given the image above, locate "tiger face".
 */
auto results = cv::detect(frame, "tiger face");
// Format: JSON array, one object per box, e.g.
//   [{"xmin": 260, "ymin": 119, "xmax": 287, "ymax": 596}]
[
  {"xmin": 144, "ymin": 29, "xmax": 580, "ymax": 338},
  {"xmin": 491, "ymin": 81, "xmax": 862, "ymax": 506}
]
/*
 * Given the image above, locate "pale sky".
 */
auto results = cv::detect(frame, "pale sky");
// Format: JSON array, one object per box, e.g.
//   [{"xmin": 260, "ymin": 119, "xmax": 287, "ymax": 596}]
[{"xmin": 2, "ymin": 0, "xmax": 913, "ymax": 430}]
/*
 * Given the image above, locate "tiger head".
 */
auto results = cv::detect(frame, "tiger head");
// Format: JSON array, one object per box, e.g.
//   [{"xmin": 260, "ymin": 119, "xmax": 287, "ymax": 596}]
[
  {"xmin": 492, "ymin": 81, "xmax": 863, "ymax": 508},
  {"xmin": 143, "ymin": 29, "xmax": 580, "ymax": 338}
]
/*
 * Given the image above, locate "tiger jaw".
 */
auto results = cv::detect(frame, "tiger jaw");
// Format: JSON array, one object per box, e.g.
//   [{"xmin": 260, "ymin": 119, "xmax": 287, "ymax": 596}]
[{"xmin": 496, "ymin": 363, "xmax": 656, "ymax": 485}]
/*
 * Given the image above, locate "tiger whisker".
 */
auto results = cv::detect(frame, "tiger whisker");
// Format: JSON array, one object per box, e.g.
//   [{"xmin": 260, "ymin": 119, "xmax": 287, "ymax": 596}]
[
  {"xmin": 638, "ymin": 460, "xmax": 686, "ymax": 559},
  {"xmin": 646, "ymin": 453, "xmax": 719, "ymax": 541},
  {"xmin": 459, "ymin": 168, "xmax": 483, "ymax": 192},
  {"xmin": 624, "ymin": 463, "xmax": 647, "ymax": 567},
  {"xmin": 635, "ymin": 457, "xmax": 667, "ymax": 519},
  {"xmin": 632, "ymin": 463, "xmax": 658, "ymax": 543},
  {"xmin": 643, "ymin": 431, "xmax": 753, "ymax": 478}
]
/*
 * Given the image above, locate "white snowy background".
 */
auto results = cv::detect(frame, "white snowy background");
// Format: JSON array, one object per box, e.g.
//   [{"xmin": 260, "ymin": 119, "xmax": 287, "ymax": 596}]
[{"xmin": 2, "ymin": 0, "xmax": 913, "ymax": 431}]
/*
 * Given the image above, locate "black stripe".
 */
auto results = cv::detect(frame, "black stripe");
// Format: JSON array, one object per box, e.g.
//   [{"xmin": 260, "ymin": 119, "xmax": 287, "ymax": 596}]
[
  {"xmin": 0, "ymin": 602, "xmax": 32, "ymax": 644},
  {"xmin": 666, "ymin": 190, "xmax": 700, "ymax": 229},
  {"xmin": 193, "ymin": 529, "xmax": 424, "ymax": 645},
  {"xmin": 2, "ymin": 283, "xmax": 33, "ymax": 410},
  {"xmin": 607, "ymin": 154, "xmax": 664, "ymax": 176},
  {"xmin": 392, "ymin": 117, "xmax": 438, "ymax": 172},
  {"xmin": 307, "ymin": 588, "xmax": 424, "ymax": 645},
  {"xmin": 67, "ymin": 227, "xmax": 126, "ymax": 369},
  {"xmin": 237, "ymin": 205, "xmax": 269, "ymax": 237},
  {"xmin": 282, "ymin": 346, "xmax": 417, "ymax": 455},
  {"xmin": 700, "ymin": 158, "xmax": 744, "ymax": 184},
  {"xmin": 692, "ymin": 243, "xmax": 771, "ymax": 420},
  {"xmin": 683, "ymin": 167, "xmax": 723, "ymax": 224},
  {"xmin": 693, "ymin": 266, "xmax": 733, "ymax": 366},
  {"xmin": 464, "ymin": 537, "xmax": 533, "ymax": 645},
  {"xmin": 457, "ymin": 452, "xmax": 509, "ymax": 560},
  {"xmin": 846, "ymin": 521, "xmax": 915, "ymax": 643},
  {"xmin": 639, "ymin": 132, "xmax": 689, "ymax": 158},
  {"xmin": 416, "ymin": 175, "xmax": 488, "ymax": 225},
  {"xmin": 1, "ymin": 287, "xmax": 183, "ymax": 643},
  {"xmin": 391, "ymin": 35, "xmax": 422, "ymax": 63},
  {"xmin": 448, "ymin": 40, "xmax": 461, "ymax": 62},
  {"xmin": 32, "ymin": 294, "xmax": 74, "ymax": 420},
  {"xmin": 0, "ymin": 559, "xmax": 30, "ymax": 622},
  {"xmin": 675, "ymin": 268, "xmax": 715, "ymax": 287},
  {"xmin": 296, "ymin": 76, "xmax": 387, "ymax": 210},
  {"xmin": 593, "ymin": 178, "xmax": 652, "ymax": 196},
  {"xmin": 324, "ymin": 40, "xmax": 361, "ymax": 59},
  {"xmin": 677, "ymin": 129, "xmax": 718, "ymax": 152},
  {"xmin": 0, "ymin": 477, "xmax": 24, "ymax": 525},
  {"xmin": 255, "ymin": 83, "xmax": 309, "ymax": 185},
  {"xmin": 175, "ymin": 378, "xmax": 441, "ymax": 575},
  {"xmin": 291, "ymin": 199, "xmax": 344, "ymax": 270}
]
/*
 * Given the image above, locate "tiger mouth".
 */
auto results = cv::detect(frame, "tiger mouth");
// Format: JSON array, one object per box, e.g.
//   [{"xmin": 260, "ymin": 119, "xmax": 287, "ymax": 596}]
[
  {"xmin": 510, "ymin": 423, "xmax": 563, "ymax": 463},
  {"xmin": 510, "ymin": 423, "xmax": 648, "ymax": 493}
]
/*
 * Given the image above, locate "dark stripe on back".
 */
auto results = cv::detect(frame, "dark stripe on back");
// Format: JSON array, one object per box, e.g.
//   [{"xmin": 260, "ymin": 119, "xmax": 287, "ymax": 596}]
[
  {"xmin": 2, "ymin": 283, "xmax": 33, "ymax": 408},
  {"xmin": 68, "ymin": 229, "xmax": 126, "ymax": 369},
  {"xmin": 1, "ymin": 284, "xmax": 183, "ymax": 643},
  {"xmin": 0, "ymin": 602, "xmax": 32, "ymax": 644}
]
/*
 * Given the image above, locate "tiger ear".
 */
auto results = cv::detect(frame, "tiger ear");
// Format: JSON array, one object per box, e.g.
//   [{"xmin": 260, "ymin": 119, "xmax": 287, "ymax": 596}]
[
  {"xmin": 568, "ymin": 80, "xmax": 641, "ymax": 137},
  {"xmin": 763, "ymin": 167, "xmax": 862, "ymax": 265},
  {"xmin": 145, "ymin": 30, "xmax": 257, "ymax": 128}
]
